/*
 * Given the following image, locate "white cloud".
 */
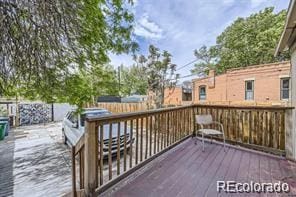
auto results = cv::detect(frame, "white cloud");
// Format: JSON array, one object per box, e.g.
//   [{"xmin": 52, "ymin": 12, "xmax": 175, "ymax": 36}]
[
  {"xmin": 112, "ymin": 0, "xmax": 289, "ymax": 82},
  {"xmin": 134, "ymin": 14, "xmax": 163, "ymax": 39}
]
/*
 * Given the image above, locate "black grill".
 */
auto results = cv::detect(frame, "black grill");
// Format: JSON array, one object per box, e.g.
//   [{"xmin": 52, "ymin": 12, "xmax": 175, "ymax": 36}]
[{"xmin": 102, "ymin": 134, "xmax": 130, "ymax": 149}]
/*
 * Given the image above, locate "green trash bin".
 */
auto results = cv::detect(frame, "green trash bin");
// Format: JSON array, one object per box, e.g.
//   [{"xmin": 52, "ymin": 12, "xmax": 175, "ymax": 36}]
[
  {"xmin": 0, "ymin": 117, "xmax": 9, "ymax": 136},
  {"xmin": 0, "ymin": 122, "xmax": 6, "ymax": 140}
]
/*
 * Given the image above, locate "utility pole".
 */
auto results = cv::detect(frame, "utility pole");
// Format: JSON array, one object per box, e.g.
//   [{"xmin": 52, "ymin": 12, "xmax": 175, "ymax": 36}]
[{"xmin": 118, "ymin": 65, "xmax": 122, "ymax": 96}]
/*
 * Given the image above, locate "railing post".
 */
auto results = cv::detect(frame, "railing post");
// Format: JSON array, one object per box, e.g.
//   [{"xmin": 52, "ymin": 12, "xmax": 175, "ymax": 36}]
[
  {"xmin": 71, "ymin": 146, "xmax": 77, "ymax": 197},
  {"xmin": 285, "ymin": 109, "xmax": 296, "ymax": 160},
  {"xmin": 84, "ymin": 121, "xmax": 98, "ymax": 196},
  {"xmin": 192, "ymin": 106, "xmax": 196, "ymax": 137}
]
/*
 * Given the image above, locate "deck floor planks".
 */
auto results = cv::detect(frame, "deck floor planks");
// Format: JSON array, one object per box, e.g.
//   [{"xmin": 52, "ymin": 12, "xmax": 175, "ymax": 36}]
[
  {"xmin": 190, "ymin": 146, "xmax": 230, "ymax": 196},
  {"xmin": 218, "ymin": 148, "xmax": 244, "ymax": 197},
  {"xmin": 259, "ymin": 155, "xmax": 272, "ymax": 197},
  {"xmin": 151, "ymin": 141, "xmax": 208, "ymax": 196},
  {"xmin": 159, "ymin": 142, "xmax": 217, "ymax": 195},
  {"xmin": 175, "ymin": 146, "xmax": 221, "ymax": 196},
  {"xmin": 232, "ymin": 151, "xmax": 251, "ymax": 197},
  {"xmin": 216, "ymin": 148, "xmax": 243, "ymax": 197},
  {"xmin": 120, "ymin": 139, "xmax": 199, "ymax": 195},
  {"xmin": 103, "ymin": 139, "xmax": 296, "ymax": 197},
  {"xmin": 246, "ymin": 153, "xmax": 260, "ymax": 197},
  {"xmin": 144, "ymin": 139, "xmax": 195, "ymax": 179},
  {"xmin": 204, "ymin": 148, "xmax": 236, "ymax": 196},
  {"xmin": 170, "ymin": 143, "xmax": 221, "ymax": 196},
  {"xmin": 269, "ymin": 158, "xmax": 286, "ymax": 197},
  {"xmin": 139, "ymin": 141, "xmax": 199, "ymax": 184},
  {"xmin": 151, "ymin": 140, "xmax": 204, "ymax": 184},
  {"xmin": 278, "ymin": 159, "xmax": 296, "ymax": 194},
  {"xmin": 134, "ymin": 140, "xmax": 193, "ymax": 178}
]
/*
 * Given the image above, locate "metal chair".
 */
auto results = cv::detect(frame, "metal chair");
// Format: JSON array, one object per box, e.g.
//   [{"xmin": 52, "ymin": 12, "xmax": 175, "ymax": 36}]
[{"xmin": 195, "ymin": 114, "xmax": 225, "ymax": 152}]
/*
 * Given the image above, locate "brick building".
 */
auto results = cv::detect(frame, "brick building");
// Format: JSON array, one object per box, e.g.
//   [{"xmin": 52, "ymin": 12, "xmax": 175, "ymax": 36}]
[
  {"xmin": 192, "ymin": 61, "xmax": 291, "ymax": 105},
  {"xmin": 164, "ymin": 83, "xmax": 192, "ymax": 106}
]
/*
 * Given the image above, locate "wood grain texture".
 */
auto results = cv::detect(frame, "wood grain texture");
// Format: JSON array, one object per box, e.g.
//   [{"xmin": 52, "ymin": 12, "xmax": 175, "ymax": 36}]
[
  {"xmin": 74, "ymin": 104, "xmax": 293, "ymax": 196},
  {"xmin": 105, "ymin": 139, "xmax": 296, "ymax": 197}
]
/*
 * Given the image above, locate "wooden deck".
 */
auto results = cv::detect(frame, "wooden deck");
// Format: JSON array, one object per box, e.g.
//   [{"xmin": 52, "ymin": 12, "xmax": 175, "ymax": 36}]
[{"xmin": 102, "ymin": 138, "xmax": 296, "ymax": 197}]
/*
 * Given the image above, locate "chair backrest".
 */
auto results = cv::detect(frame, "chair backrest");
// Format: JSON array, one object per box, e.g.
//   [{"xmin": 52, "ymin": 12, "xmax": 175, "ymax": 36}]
[{"xmin": 195, "ymin": 114, "xmax": 213, "ymax": 125}]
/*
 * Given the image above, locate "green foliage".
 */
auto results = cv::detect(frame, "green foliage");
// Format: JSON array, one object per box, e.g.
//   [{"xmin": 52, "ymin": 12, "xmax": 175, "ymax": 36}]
[
  {"xmin": 120, "ymin": 65, "xmax": 148, "ymax": 96},
  {"xmin": 0, "ymin": 0, "xmax": 137, "ymax": 107},
  {"xmin": 192, "ymin": 7, "xmax": 290, "ymax": 75},
  {"xmin": 0, "ymin": 106, "xmax": 8, "ymax": 116},
  {"xmin": 60, "ymin": 73, "xmax": 93, "ymax": 109},
  {"xmin": 51, "ymin": 64, "xmax": 119, "ymax": 107},
  {"xmin": 134, "ymin": 45, "xmax": 179, "ymax": 108},
  {"xmin": 87, "ymin": 64, "xmax": 119, "ymax": 97},
  {"xmin": 216, "ymin": 7, "xmax": 289, "ymax": 73},
  {"xmin": 191, "ymin": 45, "xmax": 217, "ymax": 76}
]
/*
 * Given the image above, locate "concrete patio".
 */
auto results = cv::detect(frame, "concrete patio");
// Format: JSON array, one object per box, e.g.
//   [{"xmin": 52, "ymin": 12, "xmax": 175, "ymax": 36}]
[{"xmin": 0, "ymin": 123, "xmax": 72, "ymax": 197}]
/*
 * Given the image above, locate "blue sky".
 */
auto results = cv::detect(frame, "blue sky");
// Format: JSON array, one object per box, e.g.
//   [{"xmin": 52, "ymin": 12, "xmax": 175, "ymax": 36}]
[{"xmin": 110, "ymin": 0, "xmax": 290, "ymax": 81}]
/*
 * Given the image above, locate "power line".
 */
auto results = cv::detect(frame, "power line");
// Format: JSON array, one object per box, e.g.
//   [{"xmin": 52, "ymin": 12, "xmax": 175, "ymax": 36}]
[
  {"xmin": 176, "ymin": 59, "xmax": 198, "ymax": 71},
  {"xmin": 178, "ymin": 73, "xmax": 198, "ymax": 79}
]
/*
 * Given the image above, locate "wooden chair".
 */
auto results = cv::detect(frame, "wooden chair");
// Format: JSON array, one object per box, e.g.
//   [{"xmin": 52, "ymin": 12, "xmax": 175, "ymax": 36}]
[{"xmin": 195, "ymin": 114, "xmax": 225, "ymax": 152}]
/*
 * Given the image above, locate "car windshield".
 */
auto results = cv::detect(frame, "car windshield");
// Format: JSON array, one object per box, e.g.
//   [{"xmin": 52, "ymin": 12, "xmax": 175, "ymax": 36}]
[{"xmin": 80, "ymin": 110, "xmax": 111, "ymax": 127}]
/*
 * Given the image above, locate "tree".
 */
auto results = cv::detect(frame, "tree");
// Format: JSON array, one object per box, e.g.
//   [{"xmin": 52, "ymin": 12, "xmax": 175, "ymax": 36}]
[
  {"xmin": 215, "ymin": 7, "xmax": 289, "ymax": 73},
  {"xmin": 120, "ymin": 64, "xmax": 148, "ymax": 96},
  {"xmin": 191, "ymin": 45, "xmax": 217, "ymax": 76},
  {"xmin": 134, "ymin": 45, "xmax": 179, "ymax": 108},
  {"xmin": 83, "ymin": 64, "xmax": 119, "ymax": 103},
  {"xmin": 51, "ymin": 64, "xmax": 118, "ymax": 108},
  {"xmin": 0, "ymin": 0, "xmax": 137, "ymax": 106},
  {"xmin": 193, "ymin": 7, "xmax": 290, "ymax": 74},
  {"xmin": 91, "ymin": 65, "xmax": 119, "ymax": 97}
]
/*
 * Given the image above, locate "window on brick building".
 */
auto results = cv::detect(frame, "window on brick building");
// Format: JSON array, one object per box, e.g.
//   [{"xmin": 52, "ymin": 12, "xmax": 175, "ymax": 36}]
[
  {"xmin": 281, "ymin": 78, "xmax": 290, "ymax": 100},
  {"xmin": 182, "ymin": 93, "xmax": 192, "ymax": 101},
  {"xmin": 199, "ymin": 86, "xmax": 206, "ymax": 100},
  {"xmin": 182, "ymin": 87, "xmax": 192, "ymax": 101},
  {"xmin": 245, "ymin": 80, "xmax": 254, "ymax": 100}
]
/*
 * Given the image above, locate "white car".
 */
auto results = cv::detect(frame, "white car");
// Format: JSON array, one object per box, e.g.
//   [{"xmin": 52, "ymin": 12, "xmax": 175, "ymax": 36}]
[{"xmin": 62, "ymin": 108, "xmax": 132, "ymax": 156}]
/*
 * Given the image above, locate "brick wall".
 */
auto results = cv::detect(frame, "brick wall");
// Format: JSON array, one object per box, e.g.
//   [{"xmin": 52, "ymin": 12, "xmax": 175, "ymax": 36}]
[
  {"xmin": 192, "ymin": 61, "xmax": 291, "ymax": 105},
  {"xmin": 164, "ymin": 87, "xmax": 183, "ymax": 105}
]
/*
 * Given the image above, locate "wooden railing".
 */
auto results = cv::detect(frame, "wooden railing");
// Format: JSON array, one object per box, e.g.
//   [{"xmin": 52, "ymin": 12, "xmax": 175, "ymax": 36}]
[
  {"xmin": 71, "ymin": 104, "xmax": 293, "ymax": 196},
  {"xmin": 192, "ymin": 105, "xmax": 291, "ymax": 153},
  {"xmin": 71, "ymin": 135, "xmax": 85, "ymax": 196},
  {"xmin": 195, "ymin": 100, "xmax": 291, "ymax": 106}
]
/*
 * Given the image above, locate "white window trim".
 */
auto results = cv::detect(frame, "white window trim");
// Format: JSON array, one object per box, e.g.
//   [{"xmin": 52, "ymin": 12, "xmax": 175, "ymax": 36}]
[
  {"xmin": 280, "ymin": 77, "xmax": 290, "ymax": 100},
  {"xmin": 244, "ymin": 77, "xmax": 255, "ymax": 81},
  {"xmin": 199, "ymin": 86, "xmax": 206, "ymax": 101},
  {"xmin": 279, "ymin": 75, "xmax": 290, "ymax": 79},
  {"xmin": 245, "ymin": 80, "xmax": 254, "ymax": 100}
]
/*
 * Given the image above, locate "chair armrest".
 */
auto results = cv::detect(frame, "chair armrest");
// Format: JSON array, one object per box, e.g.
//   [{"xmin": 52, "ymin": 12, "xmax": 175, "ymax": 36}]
[
  {"xmin": 196, "ymin": 123, "xmax": 204, "ymax": 129},
  {"xmin": 211, "ymin": 121, "xmax": 224, "ymax": 133}
]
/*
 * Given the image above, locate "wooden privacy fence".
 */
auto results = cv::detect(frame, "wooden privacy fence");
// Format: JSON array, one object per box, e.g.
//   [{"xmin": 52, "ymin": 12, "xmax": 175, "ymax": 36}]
[
  {"xmin": 86, "ymin": 102, "xmax": 148, "ymax": 113},
  {"xmin": 71, "ymin": 104, "xmax": 293, "ymax": 196}
]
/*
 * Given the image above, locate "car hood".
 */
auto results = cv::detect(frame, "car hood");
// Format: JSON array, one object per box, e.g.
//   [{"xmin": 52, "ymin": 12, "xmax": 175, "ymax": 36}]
[
  {"xmin": 82, "ymin": 122, "xmax": 131, "ymax": 140},
  {"xmin": 101, "ymin": 123, "xmax": 131, "ymax": 140}
]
